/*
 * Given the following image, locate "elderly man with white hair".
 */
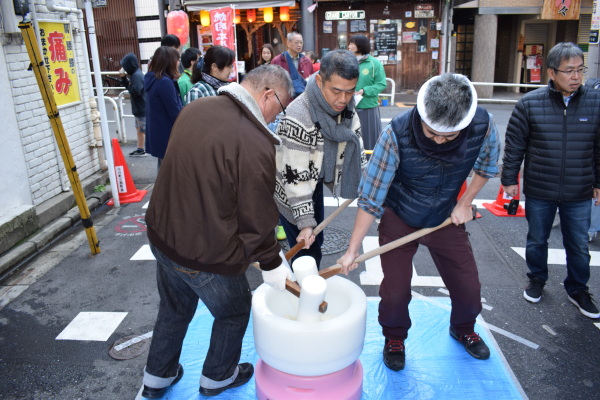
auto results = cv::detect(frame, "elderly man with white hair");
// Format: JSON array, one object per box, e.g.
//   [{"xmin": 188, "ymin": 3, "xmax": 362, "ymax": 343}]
[{"xmin": 338, "ymin": 73, "xmax": 501, "ymax": 371}]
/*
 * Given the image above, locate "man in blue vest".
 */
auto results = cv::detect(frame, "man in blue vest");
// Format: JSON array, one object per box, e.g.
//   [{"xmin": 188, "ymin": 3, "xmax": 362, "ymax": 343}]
[{"xmin": 338, "ymin": 73, "xmax": 501, "ymax": 371}]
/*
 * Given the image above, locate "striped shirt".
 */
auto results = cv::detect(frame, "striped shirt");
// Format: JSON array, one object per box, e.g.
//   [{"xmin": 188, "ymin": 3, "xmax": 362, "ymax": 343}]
[{"xmin": 358, "ymin": 112, "xmax": 501, "ymax": 218}]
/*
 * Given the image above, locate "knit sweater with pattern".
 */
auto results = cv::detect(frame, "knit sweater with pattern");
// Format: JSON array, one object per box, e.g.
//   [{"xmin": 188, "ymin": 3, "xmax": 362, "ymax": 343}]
[{"xmin": 274, "ymin": 92, "xmax": 367, "ymax": 230}]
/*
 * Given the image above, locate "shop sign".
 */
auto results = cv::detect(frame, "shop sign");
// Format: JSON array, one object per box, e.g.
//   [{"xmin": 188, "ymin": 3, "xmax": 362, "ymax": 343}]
[
  {"xmin": 414, "ymin": 4, "xmax": 434, "ymax": 18},
  {"xmin": 38, "ymin": 21, "xmax": 81, "ymax": 106},
  {"xmin": 541, "ymin": 0, "xmax": 580, "ymax": 20},
  {"xmin": 325, "ymin": 10, "xmax": 365, "ymax": 20},
  {"xmin": 209, "ymin": 7, "xmax": 237, "ymax": 81}
]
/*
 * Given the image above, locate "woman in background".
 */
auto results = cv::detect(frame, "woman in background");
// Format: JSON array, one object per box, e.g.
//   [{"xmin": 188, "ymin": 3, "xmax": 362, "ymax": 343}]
[
  {"xmin": 348, "ymin": 34, "xmax": 387, "ymax": 151},
  {"xmin": 258, "ymin": 44, "xmax": 275, "ymax": 65},
  {"xmin": 144, "ymin": 46, "xmax": 183, "ymax": 169},
  {"xmin": 186, "ymin": 45, "xmax": 235, "ymax": 103}
]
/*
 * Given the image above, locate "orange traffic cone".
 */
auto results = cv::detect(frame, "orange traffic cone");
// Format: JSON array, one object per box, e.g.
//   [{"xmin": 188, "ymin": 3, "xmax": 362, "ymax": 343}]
[
  {"xmin": 107, "ymin": 138, "xmax": 147, "ymax": 206},
  {"xmin": 482, "ymin": 175, "xmax": 525, "ymax": 217}
]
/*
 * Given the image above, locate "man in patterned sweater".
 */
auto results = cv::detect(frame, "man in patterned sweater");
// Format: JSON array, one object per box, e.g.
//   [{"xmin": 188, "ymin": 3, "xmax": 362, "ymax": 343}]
[{"xmin": 274, "ymin": 49, "xmax": 367, "ymax": 268}]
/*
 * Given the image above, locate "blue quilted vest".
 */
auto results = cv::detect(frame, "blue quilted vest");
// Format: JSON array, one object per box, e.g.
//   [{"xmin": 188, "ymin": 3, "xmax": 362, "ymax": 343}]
[{"xmin": 384, "ymin": 107, "xmax": 489, "ymax": 228}]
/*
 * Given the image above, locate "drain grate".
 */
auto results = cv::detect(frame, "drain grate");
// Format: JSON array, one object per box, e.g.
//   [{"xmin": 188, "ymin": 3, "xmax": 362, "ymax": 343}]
[{"xmin": 279, "ymin": 227, "xmax": 351, "ymax": 255}]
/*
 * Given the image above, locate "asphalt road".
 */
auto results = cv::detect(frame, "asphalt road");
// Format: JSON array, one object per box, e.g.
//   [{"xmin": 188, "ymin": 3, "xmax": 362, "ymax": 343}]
[{"xmin": 0, "ymin": 100, "xmax": 598, "ymax": 400}]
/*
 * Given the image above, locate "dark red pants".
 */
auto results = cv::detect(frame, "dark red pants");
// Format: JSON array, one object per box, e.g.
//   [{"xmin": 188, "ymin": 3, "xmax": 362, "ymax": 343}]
[{"xmin": 378, "ymin": 207, "xmax": 482, "ymax": 340}]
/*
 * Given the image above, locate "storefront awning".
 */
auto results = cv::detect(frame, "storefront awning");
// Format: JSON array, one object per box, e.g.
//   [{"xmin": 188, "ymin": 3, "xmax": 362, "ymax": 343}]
[{"xmin": 184, "ymin": 0, "xmax": 296, "ymax": 11}]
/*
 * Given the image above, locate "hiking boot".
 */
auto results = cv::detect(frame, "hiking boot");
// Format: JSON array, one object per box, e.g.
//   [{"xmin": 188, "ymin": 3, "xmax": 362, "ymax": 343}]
[
  {"xmin": 523, "ymin": 277, "xmax": 545, "ymax": 303},
  {"xmin": 142, "ymin": 364, "xmax": 184, "ymax": 399},
  {"xmin": 199, "ymin": 363, "xmax": 254, "ymax": 397},
  {"xmin": 382, "ymin": 338, "xmax": 405, "ymax": 371},
  {"xmin": 276, "ymin": 225, "xmax": 287, "ymax": 241},
  {"xmin": 449, "ymin": 327, "xmax": 490, "ymax": 360},
  {"xmin": 129, "ymin": 148, "xmax": 146, "ymax": 157},
  {"xmin": 568, "ymin": 289, "xmax": 600, "ymax": 319}
]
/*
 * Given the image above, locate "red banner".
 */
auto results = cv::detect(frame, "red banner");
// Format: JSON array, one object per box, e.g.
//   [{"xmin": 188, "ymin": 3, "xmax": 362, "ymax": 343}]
[{"xmin": 210, "ymin": 7, "xmax": 237, "ymax": 80}]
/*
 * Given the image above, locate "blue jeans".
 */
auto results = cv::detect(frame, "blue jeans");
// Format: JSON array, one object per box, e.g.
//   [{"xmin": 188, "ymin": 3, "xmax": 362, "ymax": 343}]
[
  {"xmin": 589, "ymin": 200, "xmax": 600, "ymax": 233},
  {"xmin": 143, "ymin": 244, "xmax": 252, "ymax": 390},
  {"xmin": 279, "ymin": 180, "xmax": 325, "ymax": 268},
  {"xmin": 525, "ymin": 196, "xmax": 591, "ymax": 294}
]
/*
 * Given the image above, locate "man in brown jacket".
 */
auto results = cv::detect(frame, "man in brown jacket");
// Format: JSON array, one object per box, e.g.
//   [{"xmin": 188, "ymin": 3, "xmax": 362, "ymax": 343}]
[{"xmin": 141, "ymin": 64, "xmax": 293, "ymax": 398}]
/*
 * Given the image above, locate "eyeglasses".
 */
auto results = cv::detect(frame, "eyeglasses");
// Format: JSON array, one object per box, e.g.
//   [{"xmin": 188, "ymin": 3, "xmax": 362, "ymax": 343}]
[
  {"xmin": 554, "ymin": 66, "xmax": 588, "ymax": 76},
  {"xmin": 267, "ymin": 87, "xmax": 286, "ymax": 115}
]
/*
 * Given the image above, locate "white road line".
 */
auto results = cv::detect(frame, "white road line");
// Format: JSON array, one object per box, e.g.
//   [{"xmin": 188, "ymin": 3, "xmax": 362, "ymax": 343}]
[
  {"xmin": 512, "ymin": 247, "xmax": 600, "ymax": 266},
  {"xmin": 542, "ymin": 325, "xmax": 557, "ymax": 336},
  {"xmin": 594, "ymin": 323, "xmax": 600, "ymax": 331},
  {"xmin": 131, "ymin": 244, "xmax": 154, "ymax": 260},
  {"xmin": 359, "ymin": 236, "xmax": 445, "ymax": 287},
  {"xmin": 56, "ymin": 311, "xmax": 128, "ymax": 341},
  {"xmin": 142, "ymin": 201, "xmax": 149, "ymax": 209}
]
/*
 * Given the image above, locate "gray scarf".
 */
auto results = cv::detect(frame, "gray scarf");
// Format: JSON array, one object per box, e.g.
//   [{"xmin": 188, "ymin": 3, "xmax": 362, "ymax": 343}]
[{"xmin": 306, "ymin": 75, "xmax": 361, "ymax": 199}]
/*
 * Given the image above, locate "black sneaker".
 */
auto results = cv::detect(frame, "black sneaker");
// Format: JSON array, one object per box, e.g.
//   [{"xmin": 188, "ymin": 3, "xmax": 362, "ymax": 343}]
[
  {"xmin": 568, "ymin": 289, "xmax": 600, "ymax": 319},
  {"xmin": 142, "ymin": 363, "xmax": 184, "ymax": 399},
  {"xmin": 383, "ymin": 338, "xmax": 405, "ymax": 371},
  {"xmin": 523, "ymin": 277, "xmax": 545, "ymax": 303},
  {"xmin": 449, "ymin": 327, "xmax": 490, "ymax": 360},
  {"xmin": 199, "ymin": 363, "xmax": 254, "ymax": 397},
  {"xmin": 129, "ymin": 148, "xmax": 146, "ymax": 157}
]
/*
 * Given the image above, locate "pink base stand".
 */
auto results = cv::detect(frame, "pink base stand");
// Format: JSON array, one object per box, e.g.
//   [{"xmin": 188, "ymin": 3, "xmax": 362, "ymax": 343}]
[{"xmin": 255, "ymin": 359, "xmax": 363, "ymax": 400}]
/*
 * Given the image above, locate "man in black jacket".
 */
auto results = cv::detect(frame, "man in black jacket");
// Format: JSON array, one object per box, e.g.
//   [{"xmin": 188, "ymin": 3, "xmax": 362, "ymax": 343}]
[
  {"xmin": 502, "ymin": 42, "xmax": 600, "ymax": 319},
  {"xmin": 119, "ymin": 53, "xmax": 146, "ymax": 156}
]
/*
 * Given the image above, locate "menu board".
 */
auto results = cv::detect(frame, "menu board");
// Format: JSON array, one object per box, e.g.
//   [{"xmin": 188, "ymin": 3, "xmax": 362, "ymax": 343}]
[
  {"xmin": 350, "ymin": 19, "xmax": 368, "ymax": 32},
  {"xmin": 374, "ymin": 23, "xmax": 398, "ymax": 54}
]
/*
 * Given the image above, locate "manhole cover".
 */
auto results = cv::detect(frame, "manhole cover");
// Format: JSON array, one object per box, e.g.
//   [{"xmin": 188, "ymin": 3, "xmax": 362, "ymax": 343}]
[
  {"xmin": 279, "ymin": 227, "xmax": 351, "ymax": 255},
  {"xmin": 108, "ymin": 332, "xmax": 152, "ymax": 360}
]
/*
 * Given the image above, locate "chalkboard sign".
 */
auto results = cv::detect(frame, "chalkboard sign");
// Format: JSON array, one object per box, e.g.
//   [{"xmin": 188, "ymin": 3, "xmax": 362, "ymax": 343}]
[
  {"xmin": 350, "ymin": 19, "xmax": 367, "ymax": 33},
  {"xmin": 374, "ymin": 24, "xmax": 398, "ymax": 55}
]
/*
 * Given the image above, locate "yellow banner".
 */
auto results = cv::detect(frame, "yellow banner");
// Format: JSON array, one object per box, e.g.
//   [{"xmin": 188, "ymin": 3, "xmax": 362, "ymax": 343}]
[
  {"xmin": 38, "ymin": 21, "xmax": 81, "ymax": 106},
  {"xmin": 541, "ymin": 0, "xmax": 581, "ymax": 20}
]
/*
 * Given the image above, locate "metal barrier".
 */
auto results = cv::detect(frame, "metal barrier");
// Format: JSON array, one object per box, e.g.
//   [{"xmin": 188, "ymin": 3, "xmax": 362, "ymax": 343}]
[
  {"xmin": 94, "ymin": 95, "xmax": 127, "ymax": 143},
  {"xmin": 379, "ymin": 78, "xmax": 396, "ymax": 106},
  {"xmin": 471, "ymin": 82, "xmax": 545, "ymax": 104}
]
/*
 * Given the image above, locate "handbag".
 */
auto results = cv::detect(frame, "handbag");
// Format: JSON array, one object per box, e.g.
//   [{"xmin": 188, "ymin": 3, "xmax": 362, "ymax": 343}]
[{"xmin": 284, "ymin": 52, "xmax": 306, "ymax": 98}]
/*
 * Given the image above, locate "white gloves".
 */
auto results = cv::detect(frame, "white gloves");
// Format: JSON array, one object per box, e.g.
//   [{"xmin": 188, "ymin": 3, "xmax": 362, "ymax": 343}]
[{"xmin": 261, "ymin": 251, "xmax": 292, "ymax": 291}]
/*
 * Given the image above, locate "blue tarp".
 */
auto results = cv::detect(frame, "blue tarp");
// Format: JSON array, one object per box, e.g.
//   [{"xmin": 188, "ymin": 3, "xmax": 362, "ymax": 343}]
[{"xmin": 155, "ymin": 297, "xmax": 525, "ymax": 399}]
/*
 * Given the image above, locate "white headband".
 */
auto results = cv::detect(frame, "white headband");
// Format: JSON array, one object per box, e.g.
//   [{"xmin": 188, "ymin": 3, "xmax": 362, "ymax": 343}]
[{"xmin": 416, "ymin": 74, "xmax": 478, "ymax": 133}]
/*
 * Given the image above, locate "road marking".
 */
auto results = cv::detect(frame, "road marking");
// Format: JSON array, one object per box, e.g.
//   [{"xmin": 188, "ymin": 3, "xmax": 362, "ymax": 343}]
[
  {"xmin": 56, "ymin": 311, "xmax": 128, "ymax": 341},
  {"xmin": 359, "ymin": 236, "xmax": 445, "ymax": 287},
  {"xmin": 131, "ymin": 244, "xmax": 154, "ymax": 260},
  {"xmin": 412, "ymin": 291, "xmax": 539, "ymax": 349},
  {"xmin": 142, "ymin": 201, "xmax": 149, "ymax": 209},
  {"xmin": 511, "ymin": 247, "xmax": 600, "ymax": 266},
  {"xmin": 594, "ymin": 323, "xmax": 600, "ymax": 331}
]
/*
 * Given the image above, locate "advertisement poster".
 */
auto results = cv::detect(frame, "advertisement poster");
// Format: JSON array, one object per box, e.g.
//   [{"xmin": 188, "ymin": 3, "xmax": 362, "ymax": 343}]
[
  {"xmin": 210, "ymin": 7, "xmax": 237, "ymax": 80},
  {"xmin": 38, "ymin": 21, "xmax": 81, "ymax": 106}
]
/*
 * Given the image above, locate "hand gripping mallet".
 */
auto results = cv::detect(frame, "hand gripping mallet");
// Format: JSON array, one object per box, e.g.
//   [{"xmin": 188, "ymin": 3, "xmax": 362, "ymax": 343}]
[{"xmin": 317, "ymin": 204, "xmax": 480, "ymax": 280}]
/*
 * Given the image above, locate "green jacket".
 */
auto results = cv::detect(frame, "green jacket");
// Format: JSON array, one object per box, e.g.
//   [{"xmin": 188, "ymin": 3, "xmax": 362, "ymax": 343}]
[
  {"xmin": 356, "ymin": 55, "xmax": 387, "ymax": 109},
  {"xmin": 178, "ymin": 69, "xmax": 193, "ymax": 104}
]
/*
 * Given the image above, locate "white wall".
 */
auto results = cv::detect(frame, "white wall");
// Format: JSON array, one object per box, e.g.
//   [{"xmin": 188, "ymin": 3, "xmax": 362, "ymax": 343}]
[{"xmin": 0, "ymin": 0, "xmax": 101, "ymax": 218}]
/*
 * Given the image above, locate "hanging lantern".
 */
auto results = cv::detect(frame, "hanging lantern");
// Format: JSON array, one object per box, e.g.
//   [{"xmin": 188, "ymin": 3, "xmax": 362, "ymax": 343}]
[
  {"xmin": 200, "ymin": 10, "xmax": 211, "ymax": 26},
  {"xmin": 280, "ymin": 6, "xmax": 289, "ymax": 21},
  {"xmin": 263, "ymin": 7, "xmax": 273, "ymax": 23},
  {"xmin": 233, "ymin": 9, "xmax": 241, "ymax": 24},
  {"xmin": 246, "ymin": 9, "xmax": 256, "ymax": 23},
  {"xmin": 166, "ymin": 10, "xmax": 190, "ymax": 46}
]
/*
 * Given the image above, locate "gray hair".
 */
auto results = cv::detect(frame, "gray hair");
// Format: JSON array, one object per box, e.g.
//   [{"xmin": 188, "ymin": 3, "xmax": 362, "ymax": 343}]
[
  {"xmin": 241, "ymin": 64, "xmax": 294, "ymax": 99},
  {"xmin": 287, "ymin": 31, "xmax": 302, "ymax": 42},
  {"xmin": 547, "ymin": 42, "xmax": 583, "ymax": 70},
  {"xmin": 319, "ymin": 49, "xmax": 359, "ymax": 82},
  {"xmin": 422, "ymin": 73, "xmax": 475, "ymax": 129}
]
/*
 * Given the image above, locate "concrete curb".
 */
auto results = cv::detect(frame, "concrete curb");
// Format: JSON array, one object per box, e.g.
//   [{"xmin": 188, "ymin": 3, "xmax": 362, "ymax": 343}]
[{"xmin": 0, "ymin": 173, "xmax": 112, "ymax": 280}]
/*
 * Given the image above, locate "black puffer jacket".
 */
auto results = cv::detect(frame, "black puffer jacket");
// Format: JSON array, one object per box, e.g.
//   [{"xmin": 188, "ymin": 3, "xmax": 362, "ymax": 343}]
[{"xmin": 501, "ymin": 82, "xmax": 600, "ymax": 201}]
